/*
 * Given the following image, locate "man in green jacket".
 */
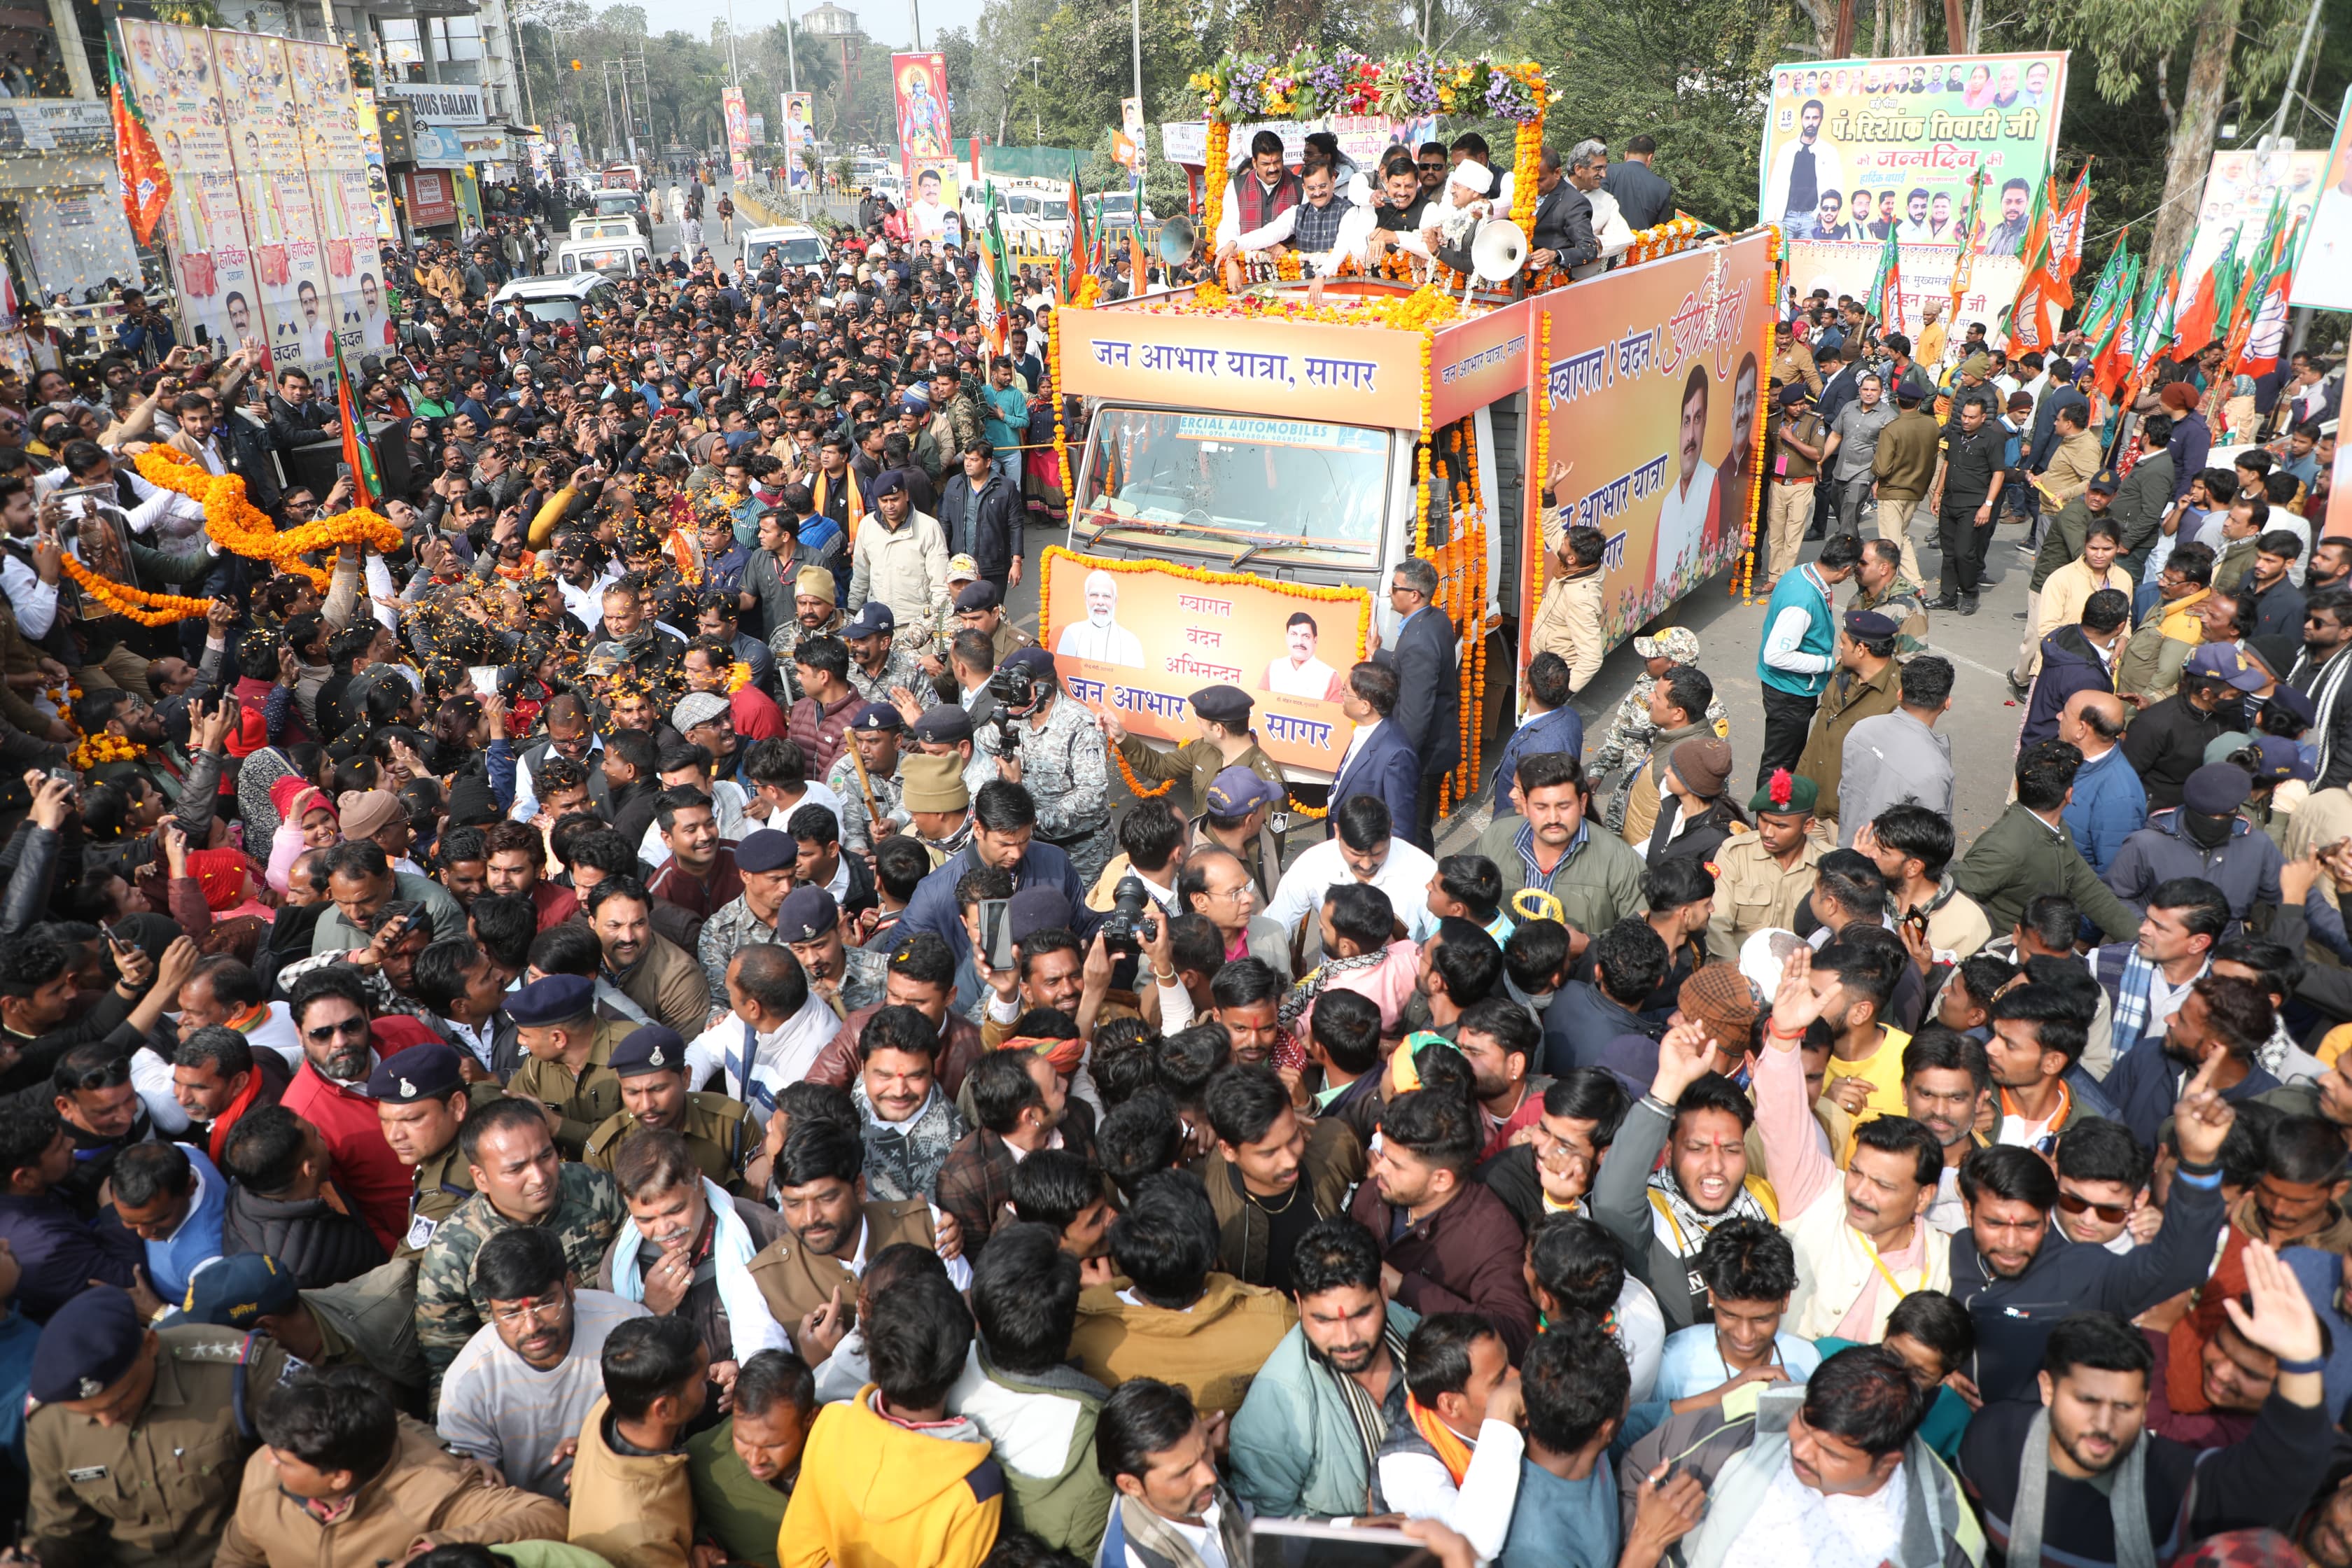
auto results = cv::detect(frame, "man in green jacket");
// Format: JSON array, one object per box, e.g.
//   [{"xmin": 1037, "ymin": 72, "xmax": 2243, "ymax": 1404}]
[
  {"xmin": 685, "ymin": 1350, "xmax": 816, "ymax": 1568},
  {"xmin": 1952, "ymin": 739, "xmax": 2139, "ymax": 941},
  {"xmin": 1870, "ymin": 388, "xmax": 1941, "ymax": 584},
  {"xmin": 1230, "ymin": 1216, "xmax": 1419, "ymax": 1519}
]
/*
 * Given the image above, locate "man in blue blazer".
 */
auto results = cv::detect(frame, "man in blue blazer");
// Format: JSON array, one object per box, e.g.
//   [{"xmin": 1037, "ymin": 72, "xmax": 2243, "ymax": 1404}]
[
  {"xmin": 1378, "ymin": 556, "xmax": 1462, "ymax": 848},
  {"xmin": 1329, "ymin": 660, "xmax": 1420, "ymax": 842}
]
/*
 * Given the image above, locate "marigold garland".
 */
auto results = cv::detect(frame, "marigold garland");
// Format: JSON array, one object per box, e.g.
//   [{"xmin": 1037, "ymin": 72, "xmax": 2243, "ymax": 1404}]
[
  {"xmin": 134, "ymin": 446, "xmax": 404, "ymax": 590},
  {"xmin": 1200, "ymin": 120, "xmax": 1232, "ymax": 250},
  {"xmin": 71, "ymin": 733, "xmax": 144, "ymax": 769},
  {"xmin": 1737, "ymin": 226, "xmax": 1784, "ymax": 602},
  {"xmin": 59, "ymin": 554, "xmax": 213, "ymax": 626},
  {"xmin": 1111, "ymin": 746, "xmax": 1180, "ymax": 799}
]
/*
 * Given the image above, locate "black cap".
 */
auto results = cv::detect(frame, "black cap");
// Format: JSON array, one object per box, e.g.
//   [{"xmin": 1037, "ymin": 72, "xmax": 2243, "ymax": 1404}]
[
  {"xmin": 30, "ymin": 1287, "xmax": 146, "ymax": 1403},
  {"xmin": 610, "ymin": 1025, "xmax": 690, "ymax": 1077},
  {"xmin": 367, "ymin": 1042, "xmax": 466, "ymax": 1102},
  {"xmin": 778, "ymin": 886, "xmax": 840, "ymax": 942},
  {"xmin": 955, "ymin": 580, "xmax": 1002, "ymax": 612},
  {"xmin": 913, "ymin": 704, "xmax": 974, "ymax": 744},
  {"xmin": 1189, "ymin": 685, "xmax": 1254, "ymax": 727}
]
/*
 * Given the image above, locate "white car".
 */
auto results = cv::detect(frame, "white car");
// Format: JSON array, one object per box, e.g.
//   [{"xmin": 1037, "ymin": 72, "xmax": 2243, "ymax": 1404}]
[
  {"xmin": 491, "ymin": 273, "xmax": 621, "ymax": 325},
  {"xmin": 742, "ymin": 223, "xmax": 829, "ymax": 278}
]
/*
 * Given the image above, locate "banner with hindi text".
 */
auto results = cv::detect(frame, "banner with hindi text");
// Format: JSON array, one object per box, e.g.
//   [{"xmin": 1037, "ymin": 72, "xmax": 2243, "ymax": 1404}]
[{"xmin": 1758, "ymin": 52, "xmax": 2068, "ymax": 255}]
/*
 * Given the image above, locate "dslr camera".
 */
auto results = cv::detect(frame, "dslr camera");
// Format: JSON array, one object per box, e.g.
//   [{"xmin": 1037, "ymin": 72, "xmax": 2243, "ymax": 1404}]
[{"xmin": 1100, "ymin": 875, "xmax": 1161, "ymax": 956}]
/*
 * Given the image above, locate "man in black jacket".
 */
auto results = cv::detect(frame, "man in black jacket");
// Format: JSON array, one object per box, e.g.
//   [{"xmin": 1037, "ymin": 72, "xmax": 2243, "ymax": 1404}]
[
  {"xmin": 1378, "ymin": 556, "xmax": 1460, "ymax": 850},
  {"xmin": 1947, "ymin": 1063, "xmax": 2232, "ymax": 1406},
  {"xmin": 935, "ymin": 442, "xmax": 1023, "ymax": 596},
  {"xmin": 218, "ymin": 1102, "xmax": 388, "ymax": 1290},
  {"xmin": 1602, "ymin": 135, "xmax": 1675, "ymax": 230},
  {"xmin": 265, "ymin": 368, "xmax": 338, "ymax": 456},
  {"xmin": 1528, "ymin": 148, "xmax": 1600, "ymax": 276},
  {"xmin": 1959, "ymin": 1261, "xmax": 2331, "ymax": 1568},
  {"xmin": 1932, "ymin": 390, "xmax": 2008, "ymax": 615}
]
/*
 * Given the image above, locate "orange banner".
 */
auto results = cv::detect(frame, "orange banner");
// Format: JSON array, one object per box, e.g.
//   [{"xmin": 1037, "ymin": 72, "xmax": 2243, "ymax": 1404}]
[
  {"xmin": 1040, "ymin": 547, "xmax": 1369, "ymax": 773},
  {"xmin": 1056, "ymin": 304, "xmax": 1428, "ymax": 428},
  {"xmin": 1522, "ymin": 232, "xmax": 1775, "ymax": 655}
]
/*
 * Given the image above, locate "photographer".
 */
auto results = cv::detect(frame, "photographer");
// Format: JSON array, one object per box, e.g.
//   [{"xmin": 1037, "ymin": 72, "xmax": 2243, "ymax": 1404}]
[
  {"xmin": 113, "ymin": 288, "xmax": 177, "ymax": 367},
  {"xmin": 973, "ymin": 648, "xmax": 1113, "ymax": 887}
]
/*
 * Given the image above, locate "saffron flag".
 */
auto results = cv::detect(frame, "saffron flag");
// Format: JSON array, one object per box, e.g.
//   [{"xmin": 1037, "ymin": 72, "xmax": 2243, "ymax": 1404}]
[
  {"xmin": 2048, "ymin": 162, "xmax": 2092, "ymax": 288},
  {"xmin": 2170, "ymin": 244, "xmax": 2223, "ymax": 362},
  {"xmin": 329, "ymin": 332, "xmax": 379, "ymax": 508},
  {"xmin": 1865, "ymin": 225, "xmax": 1905, "ymax": 333},
  {"xmin": 108, "ymin": 44, "xmax": 171, "ymax": 246},
  {"xmin": 2236, "ymin": 214, "xmax": 2302, "ymax": 380},
  {"xmin": 1058, "ymin": 151, "xmax": 1091, "ymax": 304}
]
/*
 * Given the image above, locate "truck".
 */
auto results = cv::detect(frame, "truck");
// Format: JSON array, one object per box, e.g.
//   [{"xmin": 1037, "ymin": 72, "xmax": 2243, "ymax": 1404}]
[{"xmin": 1047, "ymin": 229, "xmax": 1771, "ymax": 818}]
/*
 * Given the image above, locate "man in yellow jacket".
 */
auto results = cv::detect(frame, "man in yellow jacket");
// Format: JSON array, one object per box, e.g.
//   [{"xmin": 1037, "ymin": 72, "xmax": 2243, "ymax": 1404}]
[
  {"xmin": 783, "ymin": 1270, "xmax": 1005, "ymax": 1568},
  {"xmin": 568, "ymin": 1316, "xmax": 706, "ymax": 1568}
]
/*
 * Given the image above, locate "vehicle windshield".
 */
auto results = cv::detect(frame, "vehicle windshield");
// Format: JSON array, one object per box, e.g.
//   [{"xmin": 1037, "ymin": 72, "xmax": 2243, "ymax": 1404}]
[
  {"xmin": 1072, "ymin": 407, "xmax": 1388, "ymax": 564},
  {"xmin": 749, "ymin": 237, "xmax": 825, "ymax": 268},
  {"xmin": 517, "ymin": 296, "xmax": 584, "ymax": 323},
  {"xmin": 595, "ymin": 195, "xmax": 638, "ymax": 214}
]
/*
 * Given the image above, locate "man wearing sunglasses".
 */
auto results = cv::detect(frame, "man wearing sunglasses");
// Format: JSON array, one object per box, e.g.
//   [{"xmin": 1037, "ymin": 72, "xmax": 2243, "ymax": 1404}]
[
  {"xmin": 277, "ymin": 966, "xmax": 426, "ymax": 1259},
  {"xmin": 2051, "ymin": 1116, "xmax": 2154, "ymax": 1253}
]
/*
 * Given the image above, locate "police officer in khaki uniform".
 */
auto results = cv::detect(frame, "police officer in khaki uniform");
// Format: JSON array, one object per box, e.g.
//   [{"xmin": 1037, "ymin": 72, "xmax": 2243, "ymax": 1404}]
[
  {"xmin": 505, "ymin": 974, "xmax": 628, "ymax": 1158},
  {"xmin": 584, "ymin": 1026, "xmax": 752, "ymax": 1186},
  {"xmin": 1100, "ymin": 683, "xmax": 1288, "ymax": 820},
  {"xmin": 1704, "ymin": 769, "xmax": 1830, "ymax": 959},
  {"xmin": 20, "ymin": 1284, "xmax": 300, "ymax": 1568},
  {"xmin": 368, "ymin": 1042, "xmax": 503, "ymax": 1256},
  {"xmin": 953, "ymin": 578, "xmax": 1035, "ymax": 666},
  {"xmin": 167, "ymin": 1253, "xmax": 426, "ymax": 1408}
]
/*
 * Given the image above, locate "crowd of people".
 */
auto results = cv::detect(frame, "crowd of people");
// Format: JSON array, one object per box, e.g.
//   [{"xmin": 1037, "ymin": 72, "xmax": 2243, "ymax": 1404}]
[{"xmin": 0, "ymin": 122, "xmax": 2348, "ymax": 1568}]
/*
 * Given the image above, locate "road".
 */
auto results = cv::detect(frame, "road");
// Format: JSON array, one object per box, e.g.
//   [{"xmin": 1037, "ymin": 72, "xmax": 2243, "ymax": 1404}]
[{"xmin": 663, "ymin": 183, "xmax": 2026, "ymax": 853}]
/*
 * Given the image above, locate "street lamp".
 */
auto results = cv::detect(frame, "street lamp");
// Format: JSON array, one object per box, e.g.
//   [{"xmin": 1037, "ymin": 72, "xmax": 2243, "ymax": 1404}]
[{"xmin": 1029, "ymin": 56, "xmax": 1040, "ymax": 143}]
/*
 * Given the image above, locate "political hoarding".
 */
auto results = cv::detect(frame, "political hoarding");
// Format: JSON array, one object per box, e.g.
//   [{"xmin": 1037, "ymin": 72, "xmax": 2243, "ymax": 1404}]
[
  {"xmin": 782, "ymin": 93, "xmax": 813, "ymax": 192},
  {"xmin": 1525, "ymin": 231, "xmax": 1777, "ymax": 651},
  {"xmin": 904, "ymin": 160, "xmax": 962, "ymax": 241},
  {"xmin": 2292, "ymin": 85, "xmax": 2352, "ymax": 312},
  {"xmin": 722, "ymin": 87, "xmax": 750, "ymax": 183},
  {"xmin": 353, "ymin": 90, "xmax": 402, "ymax": 244},
  {"xmin": 2182, "ymin": 146, "xmax": 2328, "ymax": 305},
  {"xmin": 120, "ymin": 19, "xmax": 383, "ymax": 382},
  {"xmin": 1785, "ymin": 239, "xmax": 2024, "ymax": 344},
  {"xmin": 1759, "ymin": 52, "xmax": 2068, "ymax": 255},
  {"xmin": 1042, "ymin": 545, "xmax": 1369, "ymax": 774},
  {"xmin": 892, "ymin": 52, "xmax": 952, "ymax": 172}
]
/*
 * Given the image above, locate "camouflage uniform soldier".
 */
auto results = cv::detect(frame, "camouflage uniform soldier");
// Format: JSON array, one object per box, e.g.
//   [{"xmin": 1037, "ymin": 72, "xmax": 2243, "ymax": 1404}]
[
  {"xmin": 414, "ymin": 1098, "xmax": 626, "ymax": 1389},
  {"xmin": 766, "ymin": 566, "xmax": 846, "ymax": 704},
  {"xmin": 1587, "ymin": 626, "xmax": 1731, "ymax": 832},
  {"xmin": 825, "ymin": 702, "xmax": 907, "ymax": 855},
  {"xmin": 840, "ymin": 602, "xmax": 928, "ymax": 706},
  {"xmin": 972, "ymin": 649, "xmax": 1114, "ymax": 887}
]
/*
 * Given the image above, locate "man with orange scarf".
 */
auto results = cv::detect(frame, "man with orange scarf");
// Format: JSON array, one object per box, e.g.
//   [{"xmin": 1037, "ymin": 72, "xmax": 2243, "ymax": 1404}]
[{"xmin": 1372, "ymin": 1312, "xmax": 1525, "ymax": 1563}]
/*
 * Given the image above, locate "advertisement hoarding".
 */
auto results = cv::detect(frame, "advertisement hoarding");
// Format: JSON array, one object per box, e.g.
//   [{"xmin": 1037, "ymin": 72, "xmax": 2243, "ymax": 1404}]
[
  {"xmin": 782, "ymin": 92, "xmax": 813, "ymax": 191},
  {"xmin": 1042, "ymin": 547, "xmax": 1368, "ymax": 774},
  {"xmin": 1758, "ymin": 52, "xmax": 2068, "ymax": 254},
  {"xmin": 722, "ymin": 86, "xmax": 750, "ymax": 184},
  {"xmin": 2181, "ymin": 146, "xmax": 2329, "ymax": 307},
  {"xmin": 2291, "ymin": 85, "xmax": 2352, "ymax": 312},
  {"xmin": 891, "ymin": 52, "xmax": 952, "ymax": 172},
  {"xmin": 1526, "ymin": 232, "xmax": 1776, "ymax": 648}
]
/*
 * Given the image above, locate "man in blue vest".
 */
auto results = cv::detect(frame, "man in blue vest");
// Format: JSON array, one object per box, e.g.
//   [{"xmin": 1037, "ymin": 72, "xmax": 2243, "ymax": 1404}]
[{"xmin": 1754, "ymin": 531, "xmax": 1861, "ymax": 785}]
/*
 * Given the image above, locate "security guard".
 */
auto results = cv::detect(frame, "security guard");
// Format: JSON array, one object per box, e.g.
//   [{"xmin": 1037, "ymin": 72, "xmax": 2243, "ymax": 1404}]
[
  {"xmin": 825, "ymin": 701, "xmax": 906, "ymax": 857},
  {"xmin": 368, "ymin": 1042, "xmax": 501, "ymax": 1256},
  {"xmin": 1101, "ymin": 683, "xmax": 1288, "ymax": 820},
  {"xmin": 21, "ymin": 1284, "xmax": 300, "ymax": 1568},
  {"xmin": 1704, "ymin": 769, "xmax": 1829, "ymax": 959},
  {"xmin": 165, "ymin": 1253, "xmax": 426, "ymax": 1408},
  {"xmin": 584, "ymin": 1026, "xmax": 753, "ymax": 1186},
  {"xmin": 953, "ymin": 578, "xmax": 1035, "ymax": 666},
  {"xmin": 505, "ymin": 974, "xmax": 628, "ymax": 1158}
]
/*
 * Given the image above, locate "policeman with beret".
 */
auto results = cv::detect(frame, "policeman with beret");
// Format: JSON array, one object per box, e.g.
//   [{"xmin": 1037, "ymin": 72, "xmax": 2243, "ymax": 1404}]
[
  {"xmin": 1793, "ymin": 606, "xmax": 1906, "ymax": 834},
  {"xmin": 583, "ymin": 1026, "xmax": 753, "ymax": 1186},
  {"xmin": 777, "ymin": 885, "xmax": 888, "ymax": 1018},
  {"xmin": 840, "ymin": 601, "xmax": 925, "ymax": 706},
  {"xmin": 369, "ymin": 1042, "xmax": 504, "ymax": 1256},
  {"xmin": 826, "ymin": 701, "xmax": 906, "ymax": 857},
  {"xmin": 21, "ymin": 1283, "xmax": 300, "ymax": 1568},
  {"xmin": 911, "ymin": 702, "xmax": 988, "ymax": 807},
  {"xmin": 1093, "ymin": 682, "xmax": 1289, "ymax": 824},
  {"xmin": 503, "ymin": 974, "xmax": 631, "ymax": 1158},
  {"xmin": 696, "ymin": 828, "xmax": 800, "ymax": 1012}
]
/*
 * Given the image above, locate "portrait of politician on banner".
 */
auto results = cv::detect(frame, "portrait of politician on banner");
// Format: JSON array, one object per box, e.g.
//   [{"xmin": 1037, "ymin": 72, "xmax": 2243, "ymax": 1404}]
[
  {"xmin": 1759, "ymin": 51, "xmax": 2067, "ymax": 251},
  {"xmin": 1042, "ymin": 551, "xmax": 1368, "ymax": 773},
  {"xmin": 1525, "ymin": 234, "xmax": 1773, "ymax": 658}
]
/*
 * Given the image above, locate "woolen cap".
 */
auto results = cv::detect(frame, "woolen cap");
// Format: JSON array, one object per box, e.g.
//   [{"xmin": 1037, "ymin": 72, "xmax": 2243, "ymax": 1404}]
[
  {"xmin": 2180, "ymin": 762, "xmax": 2252, "ymax": 816},
  {"xmin": 1668, "ymin": 736, "xmax": 1735, "ymax": 801},
  {"xmin": 337, "ymin": 790, "xmax": 405, "ymax": 841},
  {"xmin": 1677, "ymin": 963, "xmax": 1762, "ymax": 1046},
  {"xmin": 900, "ymin": 751, "xmax": 969, "ymax": 812},
  {"xmin": 794, "ymin": 566, "xmax": 837, "ymax": 603}
]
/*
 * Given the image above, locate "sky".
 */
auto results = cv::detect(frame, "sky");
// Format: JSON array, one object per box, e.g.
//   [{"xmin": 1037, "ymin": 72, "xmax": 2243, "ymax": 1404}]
[{"xmin": 662, "ymin": 0, "xmax": 983, "ymax": 62}]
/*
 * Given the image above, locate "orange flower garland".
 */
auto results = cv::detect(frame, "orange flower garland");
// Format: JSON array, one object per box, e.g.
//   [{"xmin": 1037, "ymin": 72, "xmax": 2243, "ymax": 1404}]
[
  {"xmin": 1200, "ymin": 120, "xmax": 1232, "ymax": 249},
  {"xmin": 1112, "ymin": 748, "xmax": 1180, "ymax": 799},
  {"xmin": 1511, "ymin": 120, "xmax": 1543, "ymax": 248},
  {"xmin": 1049, "ymin": 326, "xmax": 1068, "ymax": 496},
  {"xmin": 1526, "ymin": 306, "xmax": 1553, "ymax": 687},
  {"xmin": 135, "ymin": 445, "xmax": 405, "ymax": 591},
  {"xmin": 1736, "ymin": 227, "xmax": 1783, "ymax": 601},
  {"xmin": 59, "ymin": 555, "xmax": 212, "ymax": 626}
]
